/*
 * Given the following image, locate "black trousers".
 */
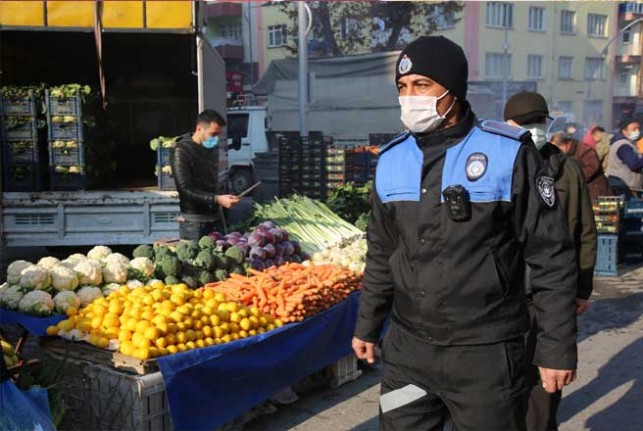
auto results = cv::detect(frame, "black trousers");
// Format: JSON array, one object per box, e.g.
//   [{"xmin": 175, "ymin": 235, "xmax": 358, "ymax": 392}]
[
  {"xmin": 525, "ymin": 303, "xmax": 562, "ymax": 431},
  {"xmin": 178, "ymin": 220, "xmax": 220, "ymax": 241},
  {"xmin": 380, "ymin": 323, "xmax": 527, "ymax": 431}
]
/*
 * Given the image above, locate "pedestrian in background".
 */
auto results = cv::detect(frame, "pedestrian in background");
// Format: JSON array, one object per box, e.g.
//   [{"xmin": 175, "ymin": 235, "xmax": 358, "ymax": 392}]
[
  {"xmin": 555, "ymin": 135, "xmax": 611, "ymax": 200},
  {"xmin": 607, "ymin": 118, "xmax": 643, "ymax": 196}
]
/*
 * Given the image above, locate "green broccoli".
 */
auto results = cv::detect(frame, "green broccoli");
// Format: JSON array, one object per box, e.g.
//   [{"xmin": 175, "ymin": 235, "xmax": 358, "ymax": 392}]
[
  {"xmin": 157, "ymin": 255, "xmax": 180, "ymax": 278},
  {"xmin": 176, "ymin": 240, "xmax": 199, "ymax": 263},
  {"xmin": 132, "ymin": 244, "xmax": 154, "ymax": 260},
  {"xmin": 197, "ymin": 270, "xmax": 215, "ymax": 286},
  {"xmin": 224, "ymin": 246, "xmax": 245, "ymax": 265},
  {"xmin": 231, "ymin": 265, "xmax": 245, "ymax": 275},
  {"xmin": 195, "ymin": 250, "xmax": 215, "ymax": 271},
  {"xmin": 181, "ymin": 275, "xmax": 197, "ymax": 289},
  {"xmin": 214, "ymin": 269, "xmax": 229, "ymax": 282},
  {"xmin": 220, "ymin": 256, "xmax": 237, "ymax": 271},
  {"xmin": 154, "ymin": 244, "xmax": 175, "ymax": 258},
  {"xmin": 164, "ymin": 275, "xmax": 179, "ymax": 285},
  {"xmin": 198, "ymin": 236, "xmax": 216, "ymax": 251}
]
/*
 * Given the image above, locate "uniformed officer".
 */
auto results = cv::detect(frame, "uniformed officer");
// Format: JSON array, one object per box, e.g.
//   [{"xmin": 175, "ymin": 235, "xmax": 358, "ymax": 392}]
[{"xmin": 352, "ymin": 36, "xmax": 579, "ymax": 430}]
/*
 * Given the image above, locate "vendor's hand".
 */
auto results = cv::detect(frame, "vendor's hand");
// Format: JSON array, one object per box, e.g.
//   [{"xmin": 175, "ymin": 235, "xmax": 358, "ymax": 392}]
[
  {"xmin": 538, "ymin": 367, "xmax": 576, "ymax": 393},
  {"xmin": 576, "ymin": 298, "xmax": 590, "ymax": 315},
  {"xmin": 216, "ymin": 194, "xmax": 240, "ymax": 209},
  {"xmin": 352, "ymin": 337, "xmax": 376, "ymax": 364}
]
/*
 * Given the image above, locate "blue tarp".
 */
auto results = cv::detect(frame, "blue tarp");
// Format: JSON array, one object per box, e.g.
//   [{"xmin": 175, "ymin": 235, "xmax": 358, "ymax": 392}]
[
  {"xmin": 0, "ymin": 380, "xmax": 55, "ymax": 430},
  {"xmin": 0, "ymin": 309, "xmax": 65, "ymax": 336},
  {"xmin": 158, "ymin": 292, "xmax": 360, "ymax": 431}
]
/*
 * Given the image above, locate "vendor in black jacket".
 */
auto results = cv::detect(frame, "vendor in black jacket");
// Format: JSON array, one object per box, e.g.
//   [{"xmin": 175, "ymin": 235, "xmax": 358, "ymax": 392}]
[
  {"xmin": 352, "ymin": 36, "xmax": 578, "ymax": 431},
  {"xmin": 170, "ymin": 110, "xmax": 240, "ymax": 240}
]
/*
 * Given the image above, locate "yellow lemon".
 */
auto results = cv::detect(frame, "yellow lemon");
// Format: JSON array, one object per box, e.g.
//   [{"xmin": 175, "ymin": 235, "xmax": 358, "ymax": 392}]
[
  {"xmin": 219, "ymin": 322, "xmax": 230, "ymax": 335},
  {"xmin": 274, "ymin": 319, "xmax": 284, "ymax": 327},
  {"xmin": 77, "ymin": 320, "xmax": 93, "ymax": 333},
  {"xmin": 158, "ymin": 347, "xmax": 169, "ymax": 357},
  {"xmin": 185, "ymin": 330, "xmax": 196, "ymax": 342},
  {"xmin": 144, "ymin": 327, "xmax": 160, "ymax": 340},
  {"xmin": 229, "ymin": 312, "xmax": 240, "ymax": 323},
  {"xmin": 202, "ymin": 326, "xmax": 213, "ymax": 337},
  {"xmin": 205, "ymin": 298, "xmax": 218, "ymax": 309},
  {"xmin": 133, "ymin": 337, "xmax": 151, "ymax": 350},
  {"xmin": 170, "ymin": 294, "xmax": 186, "ymax": 306},
  {"xmin": 103, "ymin": 313, "xmax": 120, "ymax": 328},
  {"xmin": 152, "ymin": 315, "xmax": 167, "ymax": 326},
  {"xmin": 238, "ymin": 330, "xmax": 248, "ymax": 338},
  {"xmin": 93, "ymin": 304, "xmax": 107, "ymax": 317},
  {"xmin": 108, "ymin": 301, "xmax": 123, "ymax": 315},
  {"xmin": 205, "ymin": 337, "xmax": 215, "ymax": 346},
  {"xmin": 209, "ymin": 314, "xmax": 221, "ymax": 326},
  {"xmin": 217, "ymin": 310, "xmax": 230, "ymax": 322},
  {"xmin": 176, "ymin": 332, "xmax": 187, "ymax": 344},
  {"xmin": 141, "ymin": 310, "xmax": 155, "ymax": 322},
  {"xmin": 239, "ymin": 318, "xmax": 251, "ymax": 331},
  {"xmin": 249, "ymin": 329, "xmax": 257, "ymax": 336},
  {"xmin": 230, "ymin": 333, "xmax": 240, "ymax": 341},
  {"xmin": 120, "ymin": 341, "xmax": 135, "ymax": 356},
  {"xmin": 214, "ymin": 338, "xmax": 223, "ymax": 345},
  {"xmin": 98, "ymin": 337, "xmax": 109, "ymax": 349},
  {"xmin": 249, "ymin": 316, "xmax": 260, "ymax": 329},
  {"xmin": 161, "ymin": 300, "xmax": 175, "ymax": 312},
  {"xmin": 156, "ymin": 322, "xmax": 169, "ymax": 335},
  {"xmin": 266, "ymin": 324, "xmax": 275, "ymax": 331},
  {"xmin": 104, "ymin": 327, "xmax": 119, "ymax": 340},
  {"xmin": 249, "ymin": 307, "xmax": 260, "ymax": 317},
  {"xmin": 225, "ymin": 302, "xmax": 239, "ymax": 313},
  {"xmin": 155, "ymin": 337, "xmax": 167, "ymax": 349},
  {"xmin": 91, "ymin": 316, "xmax": 103, "ymax": 329},
  {"xmin": 150, "ymin": 280, "xmax": 164, "ymax": 290},
  {"xmin": 166, "ymin": 345, "xmax": 178, "ymax": 355},
  {"xmin": 167, "ymin": 323, "xmax": 178, "ymax": 334},
  {"xmin": 213, "ymin": 326, "xmax": 224, "ymax": 339},
  {"xmin": 196, "ymin": 339, "xmax": 206, "ymax": 348},
  {"xmin": 66, "ymin": 306, "xmax": 78, "ymax": 316},
  {"xmin": 169, "ymin": 311, "xmax": 183, "ymax": 324},
  {"xmin": 135, "ymin": 320, "xmax": 151, "ymax": 334},
  {"xmin": 177, "ymin": 343, "xmax": 188, "ymax": 353},
  {"xmin": 257, "ymin": 328, "xmax": 266, "ymax": 335},
  {"xmin": 238, "ymin": 309, "xmax": 249, "ymax": 318},
  {"xmin": 185, "ymin": 341, "xmax": 197, "ymax": 350},
  {"xmin": 131, "ymin": 332, "xmax": 145, "ymax": 346},
  {"xmin": 133, "ymin": 347, "xmax": 150, "ymax": 360},
  {"xmin": 176, "ymin": 322, "xmax": 187, "ymax": 331},
  {"xmin": 183, "ymin": 317, "xmax": 194, "ymax": 329},
  {"xmin": 46, "ymin": 325, "xmax": 58, "ymax": 336},
  {"xmin": 258, "ymin": 316, "xmax": 269, "ymax": 327},
  {"xmin": 118, "ymin": 329, "xmax": 132, "ymax": 342},
  {"xmin": 214, "ymin": 293, "xmax": 226, "ymax": 303},
  {"xmin": 192, "ymin": 289, "xmax": 203, "ymax": 299},
  {"xmin": 203, "ymin": 289, "xmax": 215, "ymax": 299},
  {"xmin": 193, "ymin": 320, "xmax": 204, "ymax": 331},
  {"xmin": 165, "ymin": 334, "xmax": 176, "ymax": 345},
  {"xmin": 229, "ymin": 322, "xmax": 240, "ymax": 333},
  {"xmin": 149, "ymin": 347, "xmax": 160, "ymax": 358},
  {"xmin": 125, "ymin": 318, "xmax": 138, "ymax": 332}
]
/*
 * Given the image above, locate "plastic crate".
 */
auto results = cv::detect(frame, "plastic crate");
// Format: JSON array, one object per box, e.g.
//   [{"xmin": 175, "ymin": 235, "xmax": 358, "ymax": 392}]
[
  {"xmin": 43, "ymin": 354, "xmax": 171, "ymax": 431},
  {"xmin": 157, "ymin": 146, "xmax": 174, "ymax": 168},
  {"xmin": 49, "ymin": 143, "xmax": 85, "ymax": 166},
  {"xmin": 2, "ymin": 117, "xmax": 39, "ymax": 141},
  {"xmin": 624, "ymin": 199, "xmax": 643, "ymax": 219},
  {"xmin": 48, "ymin": 121, "xmax": 83, "ymax": 141},
  {"xmin": 1, "ymin": 95, "xmax": 39, "ymax": 116},
  {"xmin": 595, "ymin": 235, "xmax": 618, "ymax": 277},
  {"xmin": 3, "ymin": 163, "xmax": 44, "ymax": 191},
  {"xmin": 46, "ymin": 92, "xmax": 82, "ymax": 116},
  {"xmin": 50, "ymin": 170, "xmax": 87, "ymax": 190},
  {"xmin": 2, "ymin": 141, "xmax": 42, "ymax": 164},
  {"xmin": 325, "ymin": 354, "xmax": 362, "ymax": 388},
  {"xmin": 159, "ymin": 172, "xmax": 176, "ymax": 191}
]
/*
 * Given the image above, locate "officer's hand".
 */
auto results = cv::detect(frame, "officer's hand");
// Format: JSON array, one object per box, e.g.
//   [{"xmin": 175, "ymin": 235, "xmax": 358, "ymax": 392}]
[
  {"xmin": 216, "ymin": 195, "xmax": 240, "ymax": 209},
  {"xmin": 352, "ymin": 337, "xmax": 376, "ymax": 364},
  {"xmin": 538, "ymin": 367, "xmax": 576, "ymax": 393},
  {"xmin": 576, "ymin": 298, "xmax": 590, "ymax": 315}
]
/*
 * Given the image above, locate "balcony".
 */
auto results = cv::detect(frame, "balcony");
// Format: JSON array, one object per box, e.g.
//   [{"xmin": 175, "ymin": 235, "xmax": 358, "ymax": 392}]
[
  {"xmin": 207, "ymin": 2, "xmax": 242, "ymax": 18},
  {"xmin": 211, "ymin": 37, "xmax": 244, "ymax": 60},
  {"xmin": 616, "ymin": 54, "xmax": 642, "ymax": 64}
]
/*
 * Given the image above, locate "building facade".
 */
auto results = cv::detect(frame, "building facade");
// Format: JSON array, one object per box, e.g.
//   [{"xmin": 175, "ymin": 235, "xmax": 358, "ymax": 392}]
[{"xmin": 614, "ymin": 2, "xmax": 643, "ymax": 128}]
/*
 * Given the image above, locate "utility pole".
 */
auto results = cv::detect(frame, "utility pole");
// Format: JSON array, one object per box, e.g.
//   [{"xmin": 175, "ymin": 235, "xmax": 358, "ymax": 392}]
[
  {"xmin": 501, "ymin": 26, "xmax": 509, "ymax": 113},
  {"xmin": 298, "ymin": 2, "xmax": 310, "ymax": 138}
]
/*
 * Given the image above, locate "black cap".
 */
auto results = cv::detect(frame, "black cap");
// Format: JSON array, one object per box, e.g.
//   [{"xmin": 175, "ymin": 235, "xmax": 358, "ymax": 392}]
[
  {"xmin": 503, "ymin": 92, "xmax": 552, "ymax": 125},
  {"xmin": 395, "ymin": 36, "xmax": 468, "ymax": 101}
]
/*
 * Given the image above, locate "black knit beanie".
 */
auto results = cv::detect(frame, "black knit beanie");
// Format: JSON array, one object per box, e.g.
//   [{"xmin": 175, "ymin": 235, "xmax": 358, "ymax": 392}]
[{"xmin": 395, "ymin": 36, "xmax": 469, "ymax": 101}]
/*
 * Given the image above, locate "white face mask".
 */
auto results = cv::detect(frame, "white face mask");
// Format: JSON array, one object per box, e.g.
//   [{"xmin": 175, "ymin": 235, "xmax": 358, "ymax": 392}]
[
  {"xmin": 627, "ymin": 130, "xmax": 640, "ymax": 141},
  {"xmin": 523, "ymin": 123, "xmax": 548, "ymax": 150},
  {"xmin": 399, "ymin": 90, "xmax": 456, "ymax": 133}
]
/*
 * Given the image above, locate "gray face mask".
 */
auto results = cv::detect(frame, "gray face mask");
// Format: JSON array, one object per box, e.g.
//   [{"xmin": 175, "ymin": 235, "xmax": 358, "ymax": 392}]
[{"xmin": 523, "ymin": 123, "xmax": 548, "ymax": 150}]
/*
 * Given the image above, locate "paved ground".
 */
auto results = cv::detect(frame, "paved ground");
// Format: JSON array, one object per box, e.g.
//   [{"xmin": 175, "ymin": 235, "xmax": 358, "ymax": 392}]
[{"xmin": 241, "ymin": 265, "xmax": 643, "ymax": 431}]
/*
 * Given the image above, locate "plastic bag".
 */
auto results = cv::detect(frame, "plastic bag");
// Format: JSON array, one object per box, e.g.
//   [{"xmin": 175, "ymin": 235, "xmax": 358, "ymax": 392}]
[{"xmin": 0, "ymin": 380, "xmax": 56, "ymax": 431}]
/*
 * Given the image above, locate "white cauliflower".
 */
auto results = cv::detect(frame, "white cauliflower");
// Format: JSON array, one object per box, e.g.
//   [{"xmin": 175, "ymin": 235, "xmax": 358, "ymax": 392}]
[
  {"xmin": 102, "ymin": 283, "xmax": 123, "ymax": 296},
  {"xmin": 128, "ymin": 257, "xmax": 155, "ymax": 282},
  {"xmin": 7, "ymin": 260, "xmax": 33, "ymax": 284},
  {"xmin": 104, "ymin": 252, "xmax": 130, "ymax": 267},
  {"xmin": 87, "ymin": 245, "xmax": 112, "ymax": 262},
  {"xmin": 61, "ymin": 328, "xmax": 86, "ymax": 341},
  {"xmin": 18, "ymin": 290, "xmax": 54, "ymax": 316},
  {"xmin": 126, "ymin": 279, "xmax": 144, "ymax": 289},
  {"xmin": 68, "ymin": 253, "xmax": 88, "ymax": 263},
  {"xmin": 37, "ymin": 256, "xmax": 61, "ymax": 270},
  {"xmin": 50, "ymin": 265, "xmax": 79, "ymax": 292},
  {"xmin": 74, "ymin": 260, "xmax": 103, "ymax": 286},
  {"xmin": 19, "ymin": 265, "xmax": 51, "ymax": 290},
  {"xmin": 53, "ymin": 291, "xmax": 81, "ymax": 314},
  {"xmin": 102, "ymin": 261, "xmax": 128, "ymax": 284},
  {"xmin": 0, "ymin": 284, "xmax": 24, "ymax": 309},
  {"xmin": 77, "ymin": 286, "xmax": 103, "ymax": 307}
]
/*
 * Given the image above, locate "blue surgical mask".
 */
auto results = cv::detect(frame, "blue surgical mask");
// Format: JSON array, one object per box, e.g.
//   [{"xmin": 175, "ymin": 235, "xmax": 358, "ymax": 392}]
[{"xmin": 203, "ymin": 136, "xmax": 219, "ymax": 149}]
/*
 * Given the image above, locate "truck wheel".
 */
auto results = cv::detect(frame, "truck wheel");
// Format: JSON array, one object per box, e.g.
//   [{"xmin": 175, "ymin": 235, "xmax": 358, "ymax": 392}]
[{"xmin": 231, "ymin": 168, "xmax": 254, "ymax": 195}]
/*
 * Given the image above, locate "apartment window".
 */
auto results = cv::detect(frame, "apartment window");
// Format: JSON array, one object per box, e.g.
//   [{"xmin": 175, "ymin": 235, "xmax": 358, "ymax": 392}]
[
  {"xmin": 219, "ymin": 22, "xmax": 242, "ymax": 40},
  {"xmin": 340, "ymin": 18, "xmax": 359, "ymax": 39},
  {"xmin": 529, "ymin": 7, "xmax": 545, "ymax": 32},
  {"xmin": 268, "ymin": 25, "xmax": 287, "ymax": 48},
  {"xmin": 625, "ymin": 2, "xmax": 643, "ymax": 14},
  {"xmin": 584, "ymin": 100, "xmax": 603, "ymax": 124},
  {"xmin": 585, "ymin": 57, "xmax": 606, "ymax": 81},
  {"xmin": 559, "ymin": 56, "xmax": 573, "ymax": 79},
  {"xmin": 558, "ymin": 101, "xmax": 572, "ymax": 113},
  {"xmin": 527, "ymin": 55, "xmax": 543, "ymax": 78},
  {"xmin": 623, "ymin": 28, "xmax": 632, "ymax": 44},
  {"xmin": 429, "ymin": 4, "xmax": 456, "ymax": 30},
  {"xmin": 587, "ymin": 14, "xmax": 608, "ymax": 37},
  {"xmin": 486, "ymin": 2, "xmax": 513, "ymax": 28},
  {"xmin": 485, "ymin": 53, "xmax": 512, "ymax": 78},
  {"xmin": 560, "ymin": 10, "xmax": 576, "ymax": 34},
  {"xmin": 619, "ymin": 72, "xmax": 629, "ymax": 85}
]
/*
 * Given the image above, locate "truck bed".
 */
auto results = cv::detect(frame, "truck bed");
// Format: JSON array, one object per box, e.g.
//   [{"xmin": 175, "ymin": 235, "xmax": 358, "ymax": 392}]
[{"xmin": 1, "ymin": 190, "xmax": 180, "ymax": 246}]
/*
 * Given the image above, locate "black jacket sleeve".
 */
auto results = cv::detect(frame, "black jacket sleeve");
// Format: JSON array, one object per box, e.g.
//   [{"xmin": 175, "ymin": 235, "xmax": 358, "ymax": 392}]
[
  {"xmin": 512, "ymin": 144, "xmax": 578, "ymax": 370},
  {"xmin": 354, "ymin": 185, "xmax": 398, "ymax": 343},
  {"xmin": 171, "ymin": 143, "xmax": 219, "ymax": 211}
]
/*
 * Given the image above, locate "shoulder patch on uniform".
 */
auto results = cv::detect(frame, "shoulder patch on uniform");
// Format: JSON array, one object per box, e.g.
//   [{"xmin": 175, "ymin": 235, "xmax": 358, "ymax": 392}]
[
  {"xmin": 465, "ymin": 152, "xmax": 488, "ymax": 181},
  {"xmin": 379, "ymin": 131, "xmax": 411, "ymax": 156},
  {"xmin": 536, "ymin": 175, "xmax": 556, "ymax": 208},
  {"xmin": 478, "ymin": 120, "xmax": 529, "ymax": 141}
]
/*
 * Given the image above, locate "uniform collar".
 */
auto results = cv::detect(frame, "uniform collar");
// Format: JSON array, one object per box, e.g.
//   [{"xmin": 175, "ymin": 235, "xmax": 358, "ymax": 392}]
[{"xmin": 413, "ymin": 102, "xmax": 476, "ymax": 147}]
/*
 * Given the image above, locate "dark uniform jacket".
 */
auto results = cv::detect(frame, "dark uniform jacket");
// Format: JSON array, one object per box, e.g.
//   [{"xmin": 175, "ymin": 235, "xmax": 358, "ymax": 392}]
[
  {"xmin": 539, "ymin": 144, "xmax": 597, "ymax": 300},
  {"xmin": 170, "ymin": 133, "xmax": 220, "ymax": 220},
  {"xmin": 355, "ymin": 106, "xmax": 579, "ymax": 370}
]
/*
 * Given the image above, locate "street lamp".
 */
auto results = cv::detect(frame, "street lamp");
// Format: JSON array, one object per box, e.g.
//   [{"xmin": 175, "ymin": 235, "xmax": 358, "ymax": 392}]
[{"xmin": 298, "ymin": 1, "xmax": 312, "ymax": 138}]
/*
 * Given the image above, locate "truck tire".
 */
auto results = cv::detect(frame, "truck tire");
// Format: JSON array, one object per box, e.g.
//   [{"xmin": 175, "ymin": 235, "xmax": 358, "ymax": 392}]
[{"xmin": 231, "ymin": 168, "xmax": 254, "ymax": 195}]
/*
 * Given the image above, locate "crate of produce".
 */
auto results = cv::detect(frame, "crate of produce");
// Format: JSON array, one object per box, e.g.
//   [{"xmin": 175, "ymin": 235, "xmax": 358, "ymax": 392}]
[
  {"xmin": 593, "ymin": 196, "xmax": 624, "ymax": 213},
  {"xmin": 50, "ymin": 169, "xmax": 87, "ymax": 190},
  {"xmin": 2, "ymin": 141, "xmax": 43, "ymax": 164},
  {"xmin": 624, "ymin": 198, "xmax": 643, "ymax": 219},
  {"xmin": 325, "ymin": 354, "xmax": 363, "ymax": 388},
  {"xmin": 48, "ymin": 142, "xmax": 85, "ymax": 166},
  {"xmin": 157, "ymin": 146, "xmax": 174, "ymax": 167},
  {"xmin": 43, "ymin": 352, "xmax": 171, "ymax": 431},
  {"xmin": 1, "ymin": 95, "xmax": 39, "ymax": 116},
  {"xmin": 159, "ymin": 171, "xmax": 176, "ymax": 191},
  {"xmin": 2, "ymin": 117, "xmax": 39, "ymax": 141},
  {"xmin": 48, "ymin": 120, "xmax": 83, "ymax": 141},
  {"xmin": 594, "ymin": 234, "xmax": 618, "ymax": 277},
  {"xmin": 3, "ymin": 163, "xmax": 44, "ymax": 191},
  {"xmin": 46, "ymin": 92, "xmax": 82, "ymax": 116}
]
